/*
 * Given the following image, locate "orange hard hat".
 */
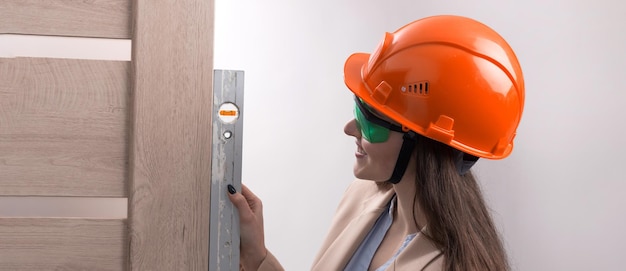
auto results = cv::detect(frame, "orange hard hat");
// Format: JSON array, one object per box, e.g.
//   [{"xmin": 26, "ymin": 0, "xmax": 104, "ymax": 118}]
[{"xmin": 344, "ymin": 15, "xmax": 524, "ymax": 159}]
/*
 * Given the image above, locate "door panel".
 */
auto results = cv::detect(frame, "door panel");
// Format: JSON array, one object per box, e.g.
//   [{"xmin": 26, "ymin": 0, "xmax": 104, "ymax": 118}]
[
  {"xmin": 0, "ymin": 218, "xmax": 127, "ymax": 270},
  {"xmin": 129, "ymin": 0, "xmax": 214, "ymax": 269},
  {"xmin": 0, "ymin": 0, "xmax": 131, "ymax": 38},
  {"xmin": 0, "ymin": 0, "xmax": 214, "ymax": 269},
  {"xmin": 0, "ymin": 57, "xmax": 129, "ymax": 197}
]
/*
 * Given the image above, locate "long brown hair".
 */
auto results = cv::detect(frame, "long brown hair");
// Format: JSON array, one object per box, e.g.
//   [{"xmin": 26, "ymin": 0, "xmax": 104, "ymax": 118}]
[{"xmin": 414, "ymin": 136, "xmax": 509, "ymax": 271}]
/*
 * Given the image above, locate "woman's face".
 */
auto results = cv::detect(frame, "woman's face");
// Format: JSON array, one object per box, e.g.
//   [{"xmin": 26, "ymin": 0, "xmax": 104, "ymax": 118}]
[{"xmin": 344, "ymin": 118, "xmax": 406, "ymax": 182}]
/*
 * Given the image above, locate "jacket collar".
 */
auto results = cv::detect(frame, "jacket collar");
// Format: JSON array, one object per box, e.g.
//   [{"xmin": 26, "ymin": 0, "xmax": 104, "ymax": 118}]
[
  {"xmin": 312, "ymin": 185, "xmax": 443, "ymax": 271},
  {"xmin": 312, "ymin": 186, "xmax": 394, "ymax": 270}
]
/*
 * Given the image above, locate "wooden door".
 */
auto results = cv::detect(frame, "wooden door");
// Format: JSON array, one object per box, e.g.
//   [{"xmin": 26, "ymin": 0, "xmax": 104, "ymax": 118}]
[{"xmin": 0, "ymin": 0, "xmax": 214, "ymax": 270}]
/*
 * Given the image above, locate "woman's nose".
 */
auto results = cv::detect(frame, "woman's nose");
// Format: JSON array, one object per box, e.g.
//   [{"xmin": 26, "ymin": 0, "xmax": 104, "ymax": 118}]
[{"xmin": 344, "ymin": 118, "xmax": 360, "ymax": 138}]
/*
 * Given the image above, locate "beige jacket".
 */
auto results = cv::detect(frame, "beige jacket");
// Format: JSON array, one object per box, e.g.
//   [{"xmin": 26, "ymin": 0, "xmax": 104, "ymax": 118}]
[{"xmin": 258, "ymin": 179, "xmax": 444, "ymax": 271}]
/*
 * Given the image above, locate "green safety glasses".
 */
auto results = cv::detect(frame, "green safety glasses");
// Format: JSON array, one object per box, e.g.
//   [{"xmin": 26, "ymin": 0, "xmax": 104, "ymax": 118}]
[{"xmin": 354, "ymin": 97, "xmax": 404, "ymax": 143}]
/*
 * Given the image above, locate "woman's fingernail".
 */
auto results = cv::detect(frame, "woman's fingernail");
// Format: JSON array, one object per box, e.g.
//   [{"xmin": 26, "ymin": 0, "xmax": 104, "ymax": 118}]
[{"xmin": 227, "ymin": 184, "xmax": 236, "ymax": 194}]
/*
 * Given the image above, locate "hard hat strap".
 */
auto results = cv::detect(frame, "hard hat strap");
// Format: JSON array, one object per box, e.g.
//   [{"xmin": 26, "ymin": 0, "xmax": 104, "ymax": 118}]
[
  {"xmin": 387, "ymin": 132, "xmax": 479, "ymax": 184},
  {"xmin": 455, "ymin": 150, "xmax": 479, "ymax": 175},
  {"xmin": 387, "ymin": 131, "xmax": 418, "ymax": 184}
]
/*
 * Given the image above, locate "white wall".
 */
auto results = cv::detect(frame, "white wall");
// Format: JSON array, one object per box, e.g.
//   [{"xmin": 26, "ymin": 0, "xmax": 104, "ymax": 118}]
[
  {"xmin": 2, "ymin": 0, "xmax": 625, "ymax": 270},
  {"xmin": 214, "ymin": 0, "xmax": 626, "ymax": 270}
]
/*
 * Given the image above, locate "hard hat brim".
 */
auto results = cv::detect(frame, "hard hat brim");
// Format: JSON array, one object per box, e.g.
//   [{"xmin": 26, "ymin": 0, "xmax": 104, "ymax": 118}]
[{"xmin": 343, "ymin": 53, "xmax": 371, "ymax": 101}]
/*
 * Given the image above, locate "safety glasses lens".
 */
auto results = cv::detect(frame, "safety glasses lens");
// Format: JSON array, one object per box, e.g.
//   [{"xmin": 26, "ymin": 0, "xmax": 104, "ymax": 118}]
[{"xmin": 354, "ymin": 103, "xmax": 390, "ymax": 143}]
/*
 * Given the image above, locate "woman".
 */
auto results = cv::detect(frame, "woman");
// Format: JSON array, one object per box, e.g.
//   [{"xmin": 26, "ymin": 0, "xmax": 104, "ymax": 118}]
[{"xmin": 228, "ymin": 15, "xmax": 524, "ymax": 271}]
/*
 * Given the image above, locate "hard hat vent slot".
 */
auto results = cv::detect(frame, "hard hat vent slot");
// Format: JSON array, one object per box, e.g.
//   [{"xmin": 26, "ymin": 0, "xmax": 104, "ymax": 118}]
[{"xmin": 403, "ymin": 81, "xmax": 430, "ymax": 96}]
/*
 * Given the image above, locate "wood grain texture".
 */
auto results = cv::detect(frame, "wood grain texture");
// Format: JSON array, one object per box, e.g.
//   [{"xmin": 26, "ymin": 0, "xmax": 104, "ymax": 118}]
[
  {"xmin": 0, "ymin": 57, "xmax": 129, "ymax": 197},
  {"xmin": 128, "ymin": 0, "xmax": 214, "ymax": 270},
  {"xmin": 0, "ymin": 218, "xmax": 127, "ymax": 270},
  {"xmin": 0, "ymin": 0, "xmax": 131, "ymax": 38}
]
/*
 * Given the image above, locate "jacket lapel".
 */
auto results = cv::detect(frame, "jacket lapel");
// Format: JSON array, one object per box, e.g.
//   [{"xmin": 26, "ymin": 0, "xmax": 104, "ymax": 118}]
[
  {"xmin": 311, "ymin": 187, "xmax": 395, "ymax": 271},
  {"xmin": 386, "ymin": 228, "xmax": 444, "ymax": 271}
]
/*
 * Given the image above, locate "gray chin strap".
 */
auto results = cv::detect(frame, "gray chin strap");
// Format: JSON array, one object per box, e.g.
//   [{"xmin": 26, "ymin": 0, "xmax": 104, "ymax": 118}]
[
  {"xmin": 454, "ymin": 149, "xmax": 479, "ymax": 175},
  {"xmin": 387, "ymin": 132, "xmax": 479, "ymax": 184}
]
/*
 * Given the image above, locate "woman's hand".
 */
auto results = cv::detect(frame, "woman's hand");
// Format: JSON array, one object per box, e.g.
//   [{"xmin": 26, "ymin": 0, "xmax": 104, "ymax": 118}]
[{"xmin": 228, "ymin": 184, "xmax": 268, "ymax": 271}]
